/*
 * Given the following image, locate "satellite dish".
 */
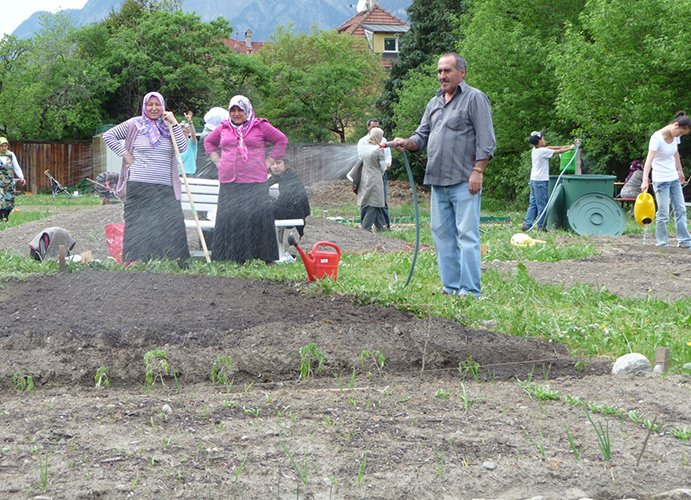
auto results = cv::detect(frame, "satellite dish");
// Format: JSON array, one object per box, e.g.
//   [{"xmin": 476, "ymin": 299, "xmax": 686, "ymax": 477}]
[{"xmin": 356, "ymin": 0, "xmax": 368, "ymax": 12}]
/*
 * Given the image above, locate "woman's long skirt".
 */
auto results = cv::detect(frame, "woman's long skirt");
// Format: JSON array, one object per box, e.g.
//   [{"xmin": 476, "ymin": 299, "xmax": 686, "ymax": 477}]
[
  {"xmin": 123, "ymin": 181, "xmax": 190, "ymax": 263},
  {"xmin": 0, "ymin": 167, "xmax": 17, "ymax": 221},
  {"xmin": 212, "ymin": 181, "xmax": 278, "ymax": 264}
]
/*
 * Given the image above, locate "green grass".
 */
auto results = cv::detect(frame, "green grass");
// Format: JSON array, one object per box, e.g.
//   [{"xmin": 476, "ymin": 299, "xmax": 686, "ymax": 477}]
[
  {"xmin": 1, "ymin": 199, "xmax": 689, "ymax": 372},
  {"xmin": 16, "ymin": 192, "xmax": 101, "ymax": 207}
]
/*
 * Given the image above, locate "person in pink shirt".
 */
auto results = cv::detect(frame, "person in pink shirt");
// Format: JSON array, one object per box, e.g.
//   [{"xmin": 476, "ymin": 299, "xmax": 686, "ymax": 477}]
[{"xmin": 204, "ymin": 95, "xmax": 288, "ymax": 263}]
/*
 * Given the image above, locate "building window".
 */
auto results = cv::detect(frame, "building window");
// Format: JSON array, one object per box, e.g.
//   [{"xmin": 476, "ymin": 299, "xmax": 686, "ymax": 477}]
[{"xmin": 383, "ymin": 37, "xmax": 398, "ymax": 53}]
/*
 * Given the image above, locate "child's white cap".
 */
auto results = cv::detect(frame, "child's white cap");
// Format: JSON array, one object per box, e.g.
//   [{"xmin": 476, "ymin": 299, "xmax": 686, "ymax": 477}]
[{"xmin": 528, "ymin": 130, "xmax": 544, "ymax": 145}]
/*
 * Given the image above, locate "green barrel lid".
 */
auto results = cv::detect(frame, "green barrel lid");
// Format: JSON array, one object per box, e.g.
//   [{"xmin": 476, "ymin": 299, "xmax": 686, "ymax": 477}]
[{"xmin": 566, "ymin": 193, "xmax": 626, "ymax": 236}]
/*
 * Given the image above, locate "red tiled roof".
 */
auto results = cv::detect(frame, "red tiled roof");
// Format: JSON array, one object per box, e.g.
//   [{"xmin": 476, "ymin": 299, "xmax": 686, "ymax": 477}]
[
  {"xmin": 222, "ymin": 38, "xmax": 265, "ymax": 55},
  {"xmin": 337, "ymin": 6, "xmax": 408, "ymax": 36}
]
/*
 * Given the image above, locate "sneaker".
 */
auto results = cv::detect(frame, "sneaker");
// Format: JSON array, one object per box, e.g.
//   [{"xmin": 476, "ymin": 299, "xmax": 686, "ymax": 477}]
[{"xmin": 520, "ymin": 224, "xmax": 530, "ymax": 231}]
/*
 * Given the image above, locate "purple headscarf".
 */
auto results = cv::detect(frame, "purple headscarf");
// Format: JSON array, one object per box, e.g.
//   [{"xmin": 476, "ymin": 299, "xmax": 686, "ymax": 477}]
[
  {"xmin": 137, "ymin": 91, "xmax": 171, "ymax": 147},
  {"xmin": 226, "ymin": 95, "xmax": 256, "ymax": 162},
  {"xmin": 625, "ymin": 160, "xmax": 642, "ymax": 182}
]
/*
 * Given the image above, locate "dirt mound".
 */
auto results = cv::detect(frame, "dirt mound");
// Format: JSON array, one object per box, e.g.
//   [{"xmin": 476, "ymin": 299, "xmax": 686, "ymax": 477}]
[{"xmin": 0, "ymin": 271, "xmax": 604, "ymax": 390}]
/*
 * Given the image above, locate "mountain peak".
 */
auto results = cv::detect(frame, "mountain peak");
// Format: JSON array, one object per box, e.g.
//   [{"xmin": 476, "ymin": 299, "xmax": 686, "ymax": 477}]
[{"xmin": 13, "ymin": 0, "xmax": 410, "ymax": 41}]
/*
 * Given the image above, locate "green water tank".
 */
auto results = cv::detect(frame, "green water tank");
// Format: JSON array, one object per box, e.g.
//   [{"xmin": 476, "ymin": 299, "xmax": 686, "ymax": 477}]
[
  {"xmin": 561, "ymin": 174, "xmax": 616, "ymax": 208},
  {"xmin": 566, "ymin": 193, "xmax": 626, "ymax": 236},
  {"xmin": 545, "ymin": 177, "xmax": 564, "ymax": 230}
]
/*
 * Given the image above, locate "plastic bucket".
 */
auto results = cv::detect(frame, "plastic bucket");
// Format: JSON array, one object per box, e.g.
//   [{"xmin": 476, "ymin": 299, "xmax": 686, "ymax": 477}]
[
  {"xmin": 559, "ymin": 150, "xmax": 576, "ymax": 174},
  {"xmin": 105, "ymin": 223, "xmax": 124, "ymax": 263}
]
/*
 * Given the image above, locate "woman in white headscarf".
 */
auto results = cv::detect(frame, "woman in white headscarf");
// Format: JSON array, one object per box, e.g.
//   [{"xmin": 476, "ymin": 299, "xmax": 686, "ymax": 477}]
[
  {"xmin": 195, "ymin": 107, "xmax": 230, "ymax": 179},
  {"xmin": 103, "ymin": 91, "xmax": 190, "ymax": 264},
  {"xmin": 204, "ymin": 95, "xmax": 288, "ymax": 263},
  {"xmin": 357, "ymin": 127, "xmax": 388, "ymax": 231}
]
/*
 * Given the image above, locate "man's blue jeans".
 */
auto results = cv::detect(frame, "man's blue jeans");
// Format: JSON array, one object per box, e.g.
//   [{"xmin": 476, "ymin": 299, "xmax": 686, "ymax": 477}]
[
  {"xmin": 523, "ymin": 180, "xmax": 549, "ymax": 229},
  {"xmin": 652, "ymin": 180, "xmax": 691, "ymax": 247},
  {"xmin": 430, "ymin": 182, "xmax": 482, "ymax": 296}
]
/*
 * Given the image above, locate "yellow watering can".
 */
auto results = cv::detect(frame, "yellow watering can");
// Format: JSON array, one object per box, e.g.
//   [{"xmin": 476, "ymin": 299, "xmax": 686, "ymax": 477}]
[
  {"xmin": 634, "ymin": 192, "xmax": 655, "ymax": 226},
  {"xmin": 510, "ymin": 233, "xmax": 546, "ymax": 247}
]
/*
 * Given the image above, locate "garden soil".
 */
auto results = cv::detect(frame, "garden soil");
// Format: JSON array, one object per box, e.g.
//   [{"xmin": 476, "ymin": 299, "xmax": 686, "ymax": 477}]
[{"xmin": 0, "ymin": 182, "xmax": 689, "ymax": 499}]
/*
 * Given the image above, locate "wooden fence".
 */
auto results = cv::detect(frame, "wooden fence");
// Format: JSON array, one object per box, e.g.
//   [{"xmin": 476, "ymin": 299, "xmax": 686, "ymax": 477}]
[
  {"xmin": 8, "ymin": 140, "xmax": 94, "ymax": 194},
  {"xmin": 6, "ymin": 139, "xmax": 358, "ymax": 193}
]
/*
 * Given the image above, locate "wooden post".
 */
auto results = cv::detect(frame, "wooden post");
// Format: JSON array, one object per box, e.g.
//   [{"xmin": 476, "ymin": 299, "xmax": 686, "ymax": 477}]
[
  {"xmin": 653, "ymin": 347, "xmax": 670, "ymax": 373},
  {"xmin": 58, "ymin": 245, "xmax": 66, "ymax": 273}
]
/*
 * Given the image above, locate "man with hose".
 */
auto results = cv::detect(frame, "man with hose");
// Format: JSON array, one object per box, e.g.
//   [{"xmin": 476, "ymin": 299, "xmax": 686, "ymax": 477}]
[{"xmin": 393, "ymin": 52, "xmax": 496, "ymax": 297}]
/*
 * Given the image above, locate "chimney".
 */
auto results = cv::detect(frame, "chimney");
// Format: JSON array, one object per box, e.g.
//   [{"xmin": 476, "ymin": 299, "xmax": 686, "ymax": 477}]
[{"xmin": 244, "ymin": 29, "xmax": 253, "ymax": 48}]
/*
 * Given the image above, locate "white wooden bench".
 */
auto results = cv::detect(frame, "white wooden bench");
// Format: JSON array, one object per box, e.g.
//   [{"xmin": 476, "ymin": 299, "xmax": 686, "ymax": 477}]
[{"xmin": 180, "ymin": 177, "xmax": 303, "ymax": 260}]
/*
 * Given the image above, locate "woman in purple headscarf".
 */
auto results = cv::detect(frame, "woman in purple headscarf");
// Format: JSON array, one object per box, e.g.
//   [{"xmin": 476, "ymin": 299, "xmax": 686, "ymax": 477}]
[
  {"xmin": 103, "ymin": 92, "xmax": 190, "ymax": 264},
  {"xmin": 618, "ymin": 159, "xmax": 646, "ymax": 198},
  {"xmin": 204, "ymin": 95, "xmax": 288, "ymax": 263}
]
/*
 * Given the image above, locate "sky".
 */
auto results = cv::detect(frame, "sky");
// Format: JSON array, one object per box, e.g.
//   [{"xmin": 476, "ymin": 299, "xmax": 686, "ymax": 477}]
[{"xmin": 1, "ymin": 1, "xmax": 88, "ymax": 39}]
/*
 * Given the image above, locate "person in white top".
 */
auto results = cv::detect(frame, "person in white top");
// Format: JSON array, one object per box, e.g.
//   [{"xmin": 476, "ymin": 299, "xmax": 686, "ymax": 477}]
[
  {"xmin": 640, "ymin": 111, "xmax": 691, "ymax": 248},
  {"xmin": 521, "ymin": 130, "xmax": 573, "ymax": 231},
  {"xmin": 0, "ymin": 137, "xmax": 26, "ymax": 222},
  {"xmin": 357, "ymin": 118, "xmax": 392, "ymax": 228}
]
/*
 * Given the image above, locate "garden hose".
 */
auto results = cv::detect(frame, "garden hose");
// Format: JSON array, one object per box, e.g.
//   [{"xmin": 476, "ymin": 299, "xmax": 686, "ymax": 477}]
[
  {"xmin": 526, "ymin": 139, "xmax": 581, "ymax": 233},
  {"xmin": 401, "ymin": 150, "xmax": 420, "ymax": 288}
]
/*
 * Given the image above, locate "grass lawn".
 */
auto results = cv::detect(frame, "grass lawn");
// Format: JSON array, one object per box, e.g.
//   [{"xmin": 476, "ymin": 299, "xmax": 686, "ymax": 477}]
[{"xmin": 1, "ymin": 194, "xmax": 689, "ymax": 372}]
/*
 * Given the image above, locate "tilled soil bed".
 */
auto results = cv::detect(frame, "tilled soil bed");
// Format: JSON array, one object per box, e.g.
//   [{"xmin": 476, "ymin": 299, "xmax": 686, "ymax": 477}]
[{"xmin": 0, "ymin": 191, "xmax": 689, "ymax": 499}]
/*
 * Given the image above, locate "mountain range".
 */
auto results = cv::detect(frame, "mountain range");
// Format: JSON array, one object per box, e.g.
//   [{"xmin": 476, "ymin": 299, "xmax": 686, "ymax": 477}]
[{"xmin": 13, "ymin": 0, "xmax": 412, "ymax": 41}]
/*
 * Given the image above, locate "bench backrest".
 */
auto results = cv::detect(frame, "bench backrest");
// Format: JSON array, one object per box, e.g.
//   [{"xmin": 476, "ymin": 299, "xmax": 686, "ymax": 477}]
[{"xmin": 180, "ymin": 177, "xmax": 219, "ymax": 219}]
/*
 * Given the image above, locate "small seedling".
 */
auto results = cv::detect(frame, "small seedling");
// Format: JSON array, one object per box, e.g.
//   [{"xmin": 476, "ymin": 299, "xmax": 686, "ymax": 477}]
[
  {"xmin": 299, "ymin": 343, "xmax": 325, "ymax": 381},
  {"xmin": 525, "ymin": 430, "xmax": 546, "ymax": 460},
  {"xmin": 585, "ymin": 408, "xmax": 611, "ymax": 461},
  {"xmin": 434, "ymin": 448, "xmax": 446, "ymax": 478},
  {"xmin": 144, "ymin": 349, "xmax": 178, "ymax": 388},
  {"xmin": 94, "ymin": 367, "xmax": 110, "ymax": 388},
  {"xmin": 627, "ymin": 410, "xmax": 660, "ymax": 432},
  {"xmin": 279, "ymin": 441, "xmax": 310, "ymax": 489},
  {"xmin": 458, "ymin": 383, "xmax": 472, "ymax": 411},
  {"xmin": 38, "ymin": 453, "xmax": 49, "ymax": 493},
  {"xmin": 517, "ymin": 380, "xmax": 560, "ymax": 401},
  {"xmin": 233, "ymin": 454, "xmax": 248, "ymax": 482},
  {"xmin": 358, "ymin": 349, "xmax": 385, "ymax": 377},
  {"xmin": 565, "ymin": 427, "xmax": 581, "ymax": 461},
  {"xmin": 458, "ymin": 356, "xmax": 480, "ymax": 382},
  {"xmin": 12, "ymin": 372, "xmax": 35, "ymax": 392},
  {"xmin": 242, "ymin": 406, "xmax": 260, "ymax": 418},
  {"xmin": 672, "ymin": 426, "xmax": 690, "ymax": 441},
  {"xmin": 356, "ymin": 450, "xmax": 369, "ymax": 485},
  {"xmin": 210, "ymin": 355, "xmax": 233, "ymax": 390},
  {"xmin": 434, "ymin": 388, "xmax": 450, "ymax": 400}
]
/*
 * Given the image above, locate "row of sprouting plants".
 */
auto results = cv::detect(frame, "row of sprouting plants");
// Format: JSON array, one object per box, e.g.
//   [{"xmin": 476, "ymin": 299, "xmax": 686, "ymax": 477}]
[
  {"xmin": 516, "ymin": 379, "xmax": 691, "ymax": 460},
  {"xmin": 9, "ymin": 342, "xmax": 386, "ymax": 394}
]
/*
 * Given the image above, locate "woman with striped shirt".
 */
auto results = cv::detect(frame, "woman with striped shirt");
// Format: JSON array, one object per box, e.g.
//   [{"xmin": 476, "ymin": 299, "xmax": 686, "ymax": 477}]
[{"xmin": 103, "ymin": 92, "xmax": 190, "ymax": 264}]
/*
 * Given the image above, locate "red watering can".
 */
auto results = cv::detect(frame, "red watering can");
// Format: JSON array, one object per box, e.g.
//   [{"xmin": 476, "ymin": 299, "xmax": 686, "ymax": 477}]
[{"xmin": 287, "ymin": 233, "xmax": 341, "ymax": 282}]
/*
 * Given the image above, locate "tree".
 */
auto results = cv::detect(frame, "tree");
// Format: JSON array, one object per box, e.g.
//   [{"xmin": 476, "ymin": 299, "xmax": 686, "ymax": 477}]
[
  {"xmin": 258, "ymin": 28, "xmax": 385, "ymax": 143},
  {"xmin": 81, "ymin": 8, "xmax": 247, "ymax": 122},
  {"xmin": 379, "ymin": 0, "xmax": 468, "ymax": 135},
  {"xmin": 554, "ymin": 0, "xmax": 691, "ymax": 175},
  {"xmin": 0, "ymin": 14, "xmax": 112, "ymax": 140},
  {"xmin": 0, "ymin": 35, "xmax": 31, "ymax": 136},
  {"xmin": 457, "ymin": 0, "xmax": 584, "ymax": 199}
]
